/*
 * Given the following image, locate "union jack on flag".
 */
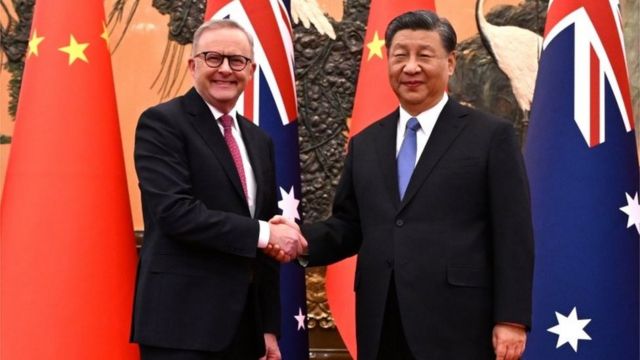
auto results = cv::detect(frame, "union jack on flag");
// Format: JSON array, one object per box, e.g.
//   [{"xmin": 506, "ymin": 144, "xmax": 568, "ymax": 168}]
[
  {"xmin": 524, "ymin": 0, "xmax": 638, "ymax": 358},
  {"xmin": 205, "ymin": 1, "xmax": 308, "ymax": 358},
  {"xmin": 543, "ymin": 0, "xmax": 634, "ymax": 147}
]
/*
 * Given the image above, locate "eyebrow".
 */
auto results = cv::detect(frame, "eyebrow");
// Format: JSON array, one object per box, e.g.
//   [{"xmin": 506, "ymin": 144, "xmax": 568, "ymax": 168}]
[{"xmin": 391, "ymin": 42, "xmax": 436, "ymax": 50}]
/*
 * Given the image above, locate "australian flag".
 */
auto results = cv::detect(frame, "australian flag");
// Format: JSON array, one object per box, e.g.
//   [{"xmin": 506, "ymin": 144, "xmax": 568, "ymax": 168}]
[
  {"xmin": 206, "ymin": 1, "xmax": 309, "ymax": 358},
  {"xmin": 524, "ymin": 1, "xmax": 639, "ymax": 358}
]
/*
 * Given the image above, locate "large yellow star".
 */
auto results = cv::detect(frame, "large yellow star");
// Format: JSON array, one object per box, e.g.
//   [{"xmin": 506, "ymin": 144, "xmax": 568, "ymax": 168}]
[
  {"xmin": 366, "ymin": 31, "xmax": 385, "ymax": 61},
  {"xmin": 58, "ymin": 35, "xmax": 89, "ymax": 65},
  {"xmin": 28, "ymin": 30, "xmax": 45, "ymax": 58},
  {"xmin": 101, "ymin": 22, "xmax": 110, "ymax": 45}
]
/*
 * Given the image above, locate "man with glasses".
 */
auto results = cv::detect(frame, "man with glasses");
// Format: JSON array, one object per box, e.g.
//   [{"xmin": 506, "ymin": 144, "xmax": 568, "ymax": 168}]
[{"xmin": 131, "ymin": 19, "xmax": 305, "ymax": 360}]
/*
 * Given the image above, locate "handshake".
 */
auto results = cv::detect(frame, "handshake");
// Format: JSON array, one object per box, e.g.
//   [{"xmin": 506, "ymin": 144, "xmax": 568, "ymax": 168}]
[{"xmin": 264, "ymin": 215, "xmax": 308, "ymax": 263}]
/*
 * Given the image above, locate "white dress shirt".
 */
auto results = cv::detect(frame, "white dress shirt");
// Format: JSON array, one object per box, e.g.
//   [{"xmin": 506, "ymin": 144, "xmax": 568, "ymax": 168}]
[
  {"xmin": 396, "ymin": 93, "xmax": 449, "ymax": 163},
  {"xmin": 206, "ymin": 103, "xmax": 270, "ymax": 248}
]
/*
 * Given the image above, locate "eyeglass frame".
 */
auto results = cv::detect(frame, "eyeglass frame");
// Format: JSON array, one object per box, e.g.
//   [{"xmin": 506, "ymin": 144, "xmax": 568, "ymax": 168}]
[{"xmin": 194, "ymin": 51, "xmax": 253, "ymax": 71}]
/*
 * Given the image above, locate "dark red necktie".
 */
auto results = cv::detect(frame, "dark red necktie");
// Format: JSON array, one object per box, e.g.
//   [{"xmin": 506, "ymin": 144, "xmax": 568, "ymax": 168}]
[{"xmin": 219, "ymin": 114, "xmax": 248, "ymax": 198}]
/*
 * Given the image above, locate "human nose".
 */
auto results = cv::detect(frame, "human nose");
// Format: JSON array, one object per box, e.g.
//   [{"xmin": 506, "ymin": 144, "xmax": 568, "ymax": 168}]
[
  {"xmin": 218, "ymin": 57, "xmax": 233, "ymax": 72},
  {"xmin": 402, "ymin": 56, "xmax": 421, "ymax": 74}
]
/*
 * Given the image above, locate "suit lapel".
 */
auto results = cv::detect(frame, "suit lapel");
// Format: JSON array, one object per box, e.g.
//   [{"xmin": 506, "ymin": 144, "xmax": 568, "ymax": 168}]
[
  {"xmin": 373, "ymin": 110, "xmax": 402, "ymax": 208},
  {"xmin": 184, "ymin": 88, "xmax": 247, "ymax": 201},
  {"xmin": 399, "ymin": 99, "xmax": 469, "ymax": 210}
]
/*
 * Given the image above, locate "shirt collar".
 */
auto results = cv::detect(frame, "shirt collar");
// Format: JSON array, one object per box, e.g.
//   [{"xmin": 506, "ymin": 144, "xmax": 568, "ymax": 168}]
[
  {"xmin": 205, "ymin": 102, "xmax": 240, "ymax": 129},
  {"xmin": 398, "ymin": 93, "xmax": 449, "ymax": 132}
]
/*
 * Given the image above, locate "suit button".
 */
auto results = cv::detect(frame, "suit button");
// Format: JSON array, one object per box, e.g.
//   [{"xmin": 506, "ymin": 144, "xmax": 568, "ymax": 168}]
[
  {"xmin": 395, "ymin": 219, "xmax": 404, "ymax": 227},
  {"xmin": 386, "ymin": 259, "xmax": 394, "ymax": 268}
]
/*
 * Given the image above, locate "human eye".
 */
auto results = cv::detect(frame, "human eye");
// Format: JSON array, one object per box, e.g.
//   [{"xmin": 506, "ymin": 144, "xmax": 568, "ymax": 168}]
[
  {"xmin": 229, "ymin": 55, "xmax": 247, "ymax": 67},
  {"xmin": 205, "ymin": 52, "xmax": 224, "ymax": 64},
  {"xmin": 391, "ymin": 52, "xmax": 408, "ymax": 62}
]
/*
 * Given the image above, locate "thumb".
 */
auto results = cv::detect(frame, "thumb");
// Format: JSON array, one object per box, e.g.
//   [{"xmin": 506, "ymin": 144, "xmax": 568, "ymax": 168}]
[{"xmin": 269, "ymin": 215, "xmax": 286, "ymax": 224}]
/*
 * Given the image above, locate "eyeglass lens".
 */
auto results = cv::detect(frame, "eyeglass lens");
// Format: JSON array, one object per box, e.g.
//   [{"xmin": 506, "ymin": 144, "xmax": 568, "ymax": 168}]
[{"xmin": 203, "ymin": 52, "xmax": 249, "ymax": 71}]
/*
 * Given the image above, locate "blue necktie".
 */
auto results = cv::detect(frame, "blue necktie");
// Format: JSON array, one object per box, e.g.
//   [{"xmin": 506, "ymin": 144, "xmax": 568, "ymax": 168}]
[{"xmin": 397, "ymin": 117, "xmax": 421, "ymax": 200}]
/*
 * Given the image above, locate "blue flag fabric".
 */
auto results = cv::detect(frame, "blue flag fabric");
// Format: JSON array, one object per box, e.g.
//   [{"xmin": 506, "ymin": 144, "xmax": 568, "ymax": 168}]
[
  {"xmin": 524, "ymin": 1, "xmax": 639, "ymax": 358},
  {"xmin": 207, "ymin": 1, "xmax": 309, "ymax": 358},
  {"xmin": 258, "ymin": 71, "xmax": 310, "ymax": 358}
]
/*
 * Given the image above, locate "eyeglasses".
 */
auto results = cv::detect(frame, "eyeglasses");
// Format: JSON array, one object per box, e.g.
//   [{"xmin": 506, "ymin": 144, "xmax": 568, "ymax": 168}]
[{"xmin": 195, "ymin": 51, "xmax": 252, "ymax": 71}]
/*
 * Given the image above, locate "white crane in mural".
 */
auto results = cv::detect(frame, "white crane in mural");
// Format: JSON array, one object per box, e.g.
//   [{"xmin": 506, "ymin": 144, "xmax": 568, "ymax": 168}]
[
  {"xmin": 476, "ymin": 0, "xmax": 542, "ymax": 114},
  {"xmin": 291, "ymin": 0, "xmax": 337, "ymax": 39}
]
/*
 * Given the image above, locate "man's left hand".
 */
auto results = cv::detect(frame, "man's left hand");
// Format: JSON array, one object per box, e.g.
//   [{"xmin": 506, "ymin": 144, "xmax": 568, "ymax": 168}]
[
  {"xmin": 493, "ymin": 323, "xmax": 526, "ymax": 360},
  {"xmin": 260, "ymin": 333, "xmax": 281, "ymax": 360}
]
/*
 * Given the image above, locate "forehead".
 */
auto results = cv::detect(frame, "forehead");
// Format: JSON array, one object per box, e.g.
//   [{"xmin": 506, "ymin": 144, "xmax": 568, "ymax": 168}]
[
  {"xmin": 196, "ymin": 27, "xmax": 252, "ymax": 54},
  {"xmin": 388, "ymin": 29, "xmax": 445, "ymax": 52}
]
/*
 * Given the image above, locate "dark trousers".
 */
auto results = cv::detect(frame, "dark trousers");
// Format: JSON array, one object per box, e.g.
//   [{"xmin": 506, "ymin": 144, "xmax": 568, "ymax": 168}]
[
  {"xmin": 140, "ymin": 288, "xmax": 264, "ymax": 360},
  {"xmin": 377, "ymin": 277, "xmax": 416, "ymax": 360}
]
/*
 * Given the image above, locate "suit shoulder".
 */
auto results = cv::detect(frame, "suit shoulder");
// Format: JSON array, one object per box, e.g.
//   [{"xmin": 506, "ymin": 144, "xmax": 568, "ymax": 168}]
[
  {"xmin": 141, "ymin": 95, "xmax": 186, "ymax": 120},
  {"xmin": 350, "ymin": 110, "xmax": 398, "ymax": 143},
  {"xmin": 454, "ymin": 101, "xmax": 514, "ymax": 132}
]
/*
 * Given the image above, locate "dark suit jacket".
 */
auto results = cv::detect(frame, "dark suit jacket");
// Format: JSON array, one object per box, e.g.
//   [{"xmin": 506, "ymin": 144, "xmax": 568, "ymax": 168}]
[
  {"xmin": 304, "ymin": 99, "xmax": 534, "ymax": 360},
  {"xmin": 130, "ymin": 88, "xmax": 280, "ymax": 352}
]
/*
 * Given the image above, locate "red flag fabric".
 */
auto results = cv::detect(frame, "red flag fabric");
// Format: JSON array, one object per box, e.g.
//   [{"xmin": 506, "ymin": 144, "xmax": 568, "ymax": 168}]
[
  {"xmin": 326, "ymin": 1, "xmax": 435, "ymax": 357},
  {"xmin": 0, "ymin": 1, "xmax": 139, "ymax": 359}
]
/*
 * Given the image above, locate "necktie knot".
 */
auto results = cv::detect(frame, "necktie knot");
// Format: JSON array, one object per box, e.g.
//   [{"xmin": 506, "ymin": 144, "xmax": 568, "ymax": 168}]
[
  {"xmin": 406, "ymin": 117, "xmax": 421, "ymax": 132},
  {"xmin": 219, "ymin": 114, "xmax": 234, "ymax": 130}
]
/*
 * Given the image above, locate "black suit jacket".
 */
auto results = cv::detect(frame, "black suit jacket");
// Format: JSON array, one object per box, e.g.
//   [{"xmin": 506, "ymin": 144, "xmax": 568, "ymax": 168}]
[
  {"xmin": 130, "ymin": 88, "xmax": 280, "ymax": 352},
  {"xmin": 304, "ymin": 99, "xmax": 534, "ymax": 360}
]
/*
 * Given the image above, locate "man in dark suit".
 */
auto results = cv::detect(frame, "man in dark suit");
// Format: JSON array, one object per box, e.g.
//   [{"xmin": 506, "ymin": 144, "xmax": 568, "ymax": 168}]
[
  {"xmin": 273, "ymin": 10, "xmax": 533, "ymax": 360},
  {"xmin": 131, "ymin": 19, "xmax": 305, "ymax": 360}
]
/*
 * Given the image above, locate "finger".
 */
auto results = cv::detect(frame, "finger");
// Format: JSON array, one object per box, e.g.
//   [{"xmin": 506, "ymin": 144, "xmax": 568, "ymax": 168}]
[
  {"xmin": 269, "ymin": 215, "xmax": 285, "ymax": 224},
  {"xmin": 295, "ymin": 236, "xmax": 304, "ymax": 254},
  {"xmin": 513, "ymin": 344, "xmax": 524, "ymax": 359},
  {"xmin": 275, "ymin": 252, "xmax": 289, "ymax": 263},
  {"xmin": 280, "ymin": 216, "xmax": 300, "ymax": 230},
  {"xmin": 494, "ymin": 343, "xmax": 506, "ymax": 360},
  {"xmin": 504, "ymin": 345, "xmax": 517, "ymax": 360},
  {"xmin": 262, "ymin": 246, "xmax": 276, "ymax": 256}
]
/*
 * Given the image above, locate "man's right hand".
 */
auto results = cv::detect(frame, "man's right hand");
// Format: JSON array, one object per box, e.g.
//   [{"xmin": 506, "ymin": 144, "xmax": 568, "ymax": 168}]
[{"xmin": 265, "ymin": 218, "xmax": 307, "ymax": 262}]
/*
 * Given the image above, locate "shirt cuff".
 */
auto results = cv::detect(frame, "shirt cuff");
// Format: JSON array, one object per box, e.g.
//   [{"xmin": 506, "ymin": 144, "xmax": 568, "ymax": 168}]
[{"xmin": 257, "ymin": 220, "xmax": 270, "ymax": 248}]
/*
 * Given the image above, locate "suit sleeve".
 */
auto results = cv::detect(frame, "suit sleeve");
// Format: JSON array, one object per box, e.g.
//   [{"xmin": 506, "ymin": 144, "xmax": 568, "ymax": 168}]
[
  {"xmin": 134, "ymin": 106, "xmax": 260, "ymax": 258},
  {"xmin": 303, "ymin": 140, "xmax": 363, "ymax": 267},
  {"xmin": 488, "ymin": 122, "xmax": 534, "ymax": 329}
]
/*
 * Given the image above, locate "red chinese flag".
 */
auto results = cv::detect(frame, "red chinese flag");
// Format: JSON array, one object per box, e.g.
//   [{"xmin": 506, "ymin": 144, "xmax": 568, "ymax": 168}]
[
  {"xmin": 325, "ymin": 1, "xmax": 435, "ymax": 357},
  {"xmin": 0, "ymin": 1, "xmax": 139, "ymax": 359}
]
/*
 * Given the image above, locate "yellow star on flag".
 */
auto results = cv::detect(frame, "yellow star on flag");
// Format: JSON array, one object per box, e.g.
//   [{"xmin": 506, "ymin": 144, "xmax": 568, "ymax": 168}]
[
  {"xmin": 101, "ymin": 22, "xmax": 110, "ymax": 44},
  {"xmin": 366, "ymin": 31, "xmax": 385, "ymax": 61},
  {"xmin": 59, "ymin": 35, "xmax": 89, "ymax": 65},
  {"xmin": 28, "ymin": 30, "xmax": 45, "ymax": 58}
]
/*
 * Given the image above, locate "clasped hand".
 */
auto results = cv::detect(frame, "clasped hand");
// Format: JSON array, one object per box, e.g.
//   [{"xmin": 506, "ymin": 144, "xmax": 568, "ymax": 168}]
[{"xmin": 264, "ymin": 215, "xmax": 307, "ymax": 262}]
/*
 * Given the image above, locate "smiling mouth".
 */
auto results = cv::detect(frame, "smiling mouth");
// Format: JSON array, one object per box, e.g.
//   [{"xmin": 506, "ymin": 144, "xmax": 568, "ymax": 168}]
[
  {"xmin": 402, "ymin": 81, "xmax": 423, "ymax": 88},
  {"xmin": 213, "ymin": 80, "xmax": 236, "ymax": 86}
]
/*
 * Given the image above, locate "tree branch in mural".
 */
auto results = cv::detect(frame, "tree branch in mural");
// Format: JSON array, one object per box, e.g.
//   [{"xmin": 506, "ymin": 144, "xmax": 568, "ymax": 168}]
[{"xmin": 106, "ymin": 0, "xmax": 140, "ymax": 54}]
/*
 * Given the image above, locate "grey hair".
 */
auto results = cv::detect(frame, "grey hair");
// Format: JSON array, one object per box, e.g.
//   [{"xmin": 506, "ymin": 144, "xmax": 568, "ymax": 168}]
[
  {"xmin": 385, "ymin": 10, "xmax": 457, "ymax": 53},
  {"xmin": 191, "ymin": 18, "xmax": 254, "ymax": 57}
]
